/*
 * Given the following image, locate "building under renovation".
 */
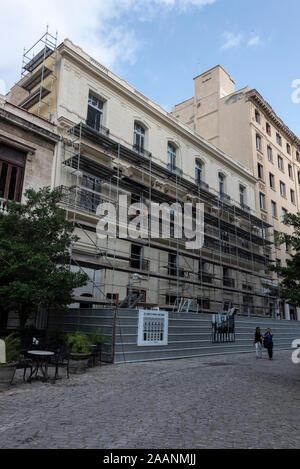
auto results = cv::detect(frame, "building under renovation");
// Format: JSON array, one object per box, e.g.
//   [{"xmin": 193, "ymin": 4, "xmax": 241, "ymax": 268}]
[{"xmin": 6, "ymin": 32, "xmax": 281, "ymax": 321}]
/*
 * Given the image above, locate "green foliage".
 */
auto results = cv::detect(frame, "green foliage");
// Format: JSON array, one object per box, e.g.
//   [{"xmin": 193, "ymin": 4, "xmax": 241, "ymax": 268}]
[
  {"xmin": 0, "ymin": 187, "xmax": 88, "ymax": 328},
  {"xmin": 1, "ymin": 333, "xmax": 21, "ymax": 364},
  {"xmin": 264, "ymin": 212, "xmax": 300, "ymax": 305},
  {"xmin": 90, "ymin": 328, "xmax": 110, "ymax": 345},
  {"xmin": 47, "ymin": 329, "xmax": 67, "ymax": 347},
  {"xmin": 65, "ymin": 331, "xmax": 92, "ymax": 354}
]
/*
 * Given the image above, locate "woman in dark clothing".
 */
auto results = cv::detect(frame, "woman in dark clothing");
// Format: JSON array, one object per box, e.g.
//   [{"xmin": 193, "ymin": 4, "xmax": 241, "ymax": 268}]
[
  {"xmin": 254, "ymin": 327, "xmax": 263, "ymax": 359},
  {"xmin": 263, "ymin": 328, "xmax": 273, "ymax": 360}
]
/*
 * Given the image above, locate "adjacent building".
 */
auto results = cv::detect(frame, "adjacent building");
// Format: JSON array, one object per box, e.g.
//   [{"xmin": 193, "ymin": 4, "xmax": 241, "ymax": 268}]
[
  {"xmin": 173, "ymin": 65, "xmax": 300, "ymax": 320},
  {"xmin": 0, "ymin": 93, "xmax": 59, "ymax": 328}
]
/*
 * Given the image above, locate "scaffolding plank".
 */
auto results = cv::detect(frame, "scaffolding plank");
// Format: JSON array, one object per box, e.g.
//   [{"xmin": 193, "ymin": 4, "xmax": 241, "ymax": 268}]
[
  {"xmin": 21, "ymin": 67, "xmax": 52, "ymax": 91},
  {"xmin": 23, "ymin": 47, "xmax": 53, "ymax": 72},
  {"xmin": 19, "ymin": 86, "xmax": 51, "ymax": 110}
]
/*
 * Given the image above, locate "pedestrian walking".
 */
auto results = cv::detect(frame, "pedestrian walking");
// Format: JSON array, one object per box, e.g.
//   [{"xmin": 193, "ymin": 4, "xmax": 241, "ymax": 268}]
[
  {"xmin": 263, "ymin": 328, "xmax": 273, "ymax": 360},
  {"xmin": 254, "ymin": 327, "xmax": 263, "ymax": 359}
]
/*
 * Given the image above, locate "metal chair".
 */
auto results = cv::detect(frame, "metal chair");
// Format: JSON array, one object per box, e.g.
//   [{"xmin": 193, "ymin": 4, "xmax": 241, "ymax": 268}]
[
  {"xmin": 10, "ymin": 353, "xmax": 33, "ymax": 384},
  {"xmin": 49, "ymin": 346, "xmax": 70, "ymax": 379}
]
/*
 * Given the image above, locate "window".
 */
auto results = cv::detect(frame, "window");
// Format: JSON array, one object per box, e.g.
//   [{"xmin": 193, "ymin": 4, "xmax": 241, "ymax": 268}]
[
  {"xmin": 269, "ymin": 173, "xmax": 275, "ymax": 189},
  {"xmin": 255, "ymin": 110, "xmax": 261, "ymax": 124},
  {"xmin": 239, "ymin": 185, "xmax": 246, "ymax": 206},
  {"xmin": 276, "ymin": 259, "xmax": 281, "ymax": 278},
  {"xmin": 271, "ymin": 201, "xmax": 277, "ymax": 217},
  {"xmin": 274, "ymin": 231, "xmax": 279, "ymax": 248},
  {"xmin": 218, "ymin": 173, "xmax": 225, "ymax": 194},
  {"xmin": 267, "ymin": 146, "xmax": 273, "ymax": 161},
  {"xmin": 257, "ymin": 163, "xmax": 264, "ymax": 179},
  {"xmin": 278, "ymin": 155, "xmax": 283, "ymax": 170},
  {"xmin": 288, "ymin": 164, "xmax": 293, "ymax": 178},
  {"xmin": 80, "ymin": 173, "xmax": 102, "ymax": 211},
  {"xmin": 199, "ymin": 260, "xmax": 213, "ymax": 283},
  {"xmin": 0, "ymin": 144, "xmax": 25, "ymax": 202},
  {"xmin": 291, "ymin": 189, "xmax": 295, "ymax": 203},
  {"xmin": 195, "ymin": 159, "xmax": 203, "ymax": 185},
  {"xmin": 296, "ymin": 151, "xmax": 300, "ymax": 162},
  {"xmin": 266, "ymin": 123, "xmax": 271, "ymax": 136},
  {"xmin": 259, "ymin": 192, "xmax": 265, "ymax": 210},
  {"xmin": 133, "ymin": 123, "xmax": 145, "ymax": 154},
  {"xmin": 256, "ymin": 134, "xmax": 262, "ymax": 151},
  {"xmin": 168, "ymin": 143, "xmax": 177, "ymax": 171},
  {"xmin": 298, "ymin": 171, "xmax": 300, "ymax": 184},
  {"xmin": 282, "ymin": 208, "xmax": 288, "ymax": 219},
  {"xmin": 168, "ymin": 253, "xmax": 184, "ymax": 277},
  {"xmin": 280, "ymin": 181, "xmax": 286, "ymax": 197},
  {"xmin": 276, "ymin": 133, "xmax": 282, "ymax": 146},
  {"xmin": 130, "ymin": 244, "xmax": 149, "ymax": 271},
  {"xmin": 287, "ymin": 143, "xmax": 291, "ymax": 155},
  {"xmin": 87, "ymin": 93, "xmax": 104, "ymax": 132}
]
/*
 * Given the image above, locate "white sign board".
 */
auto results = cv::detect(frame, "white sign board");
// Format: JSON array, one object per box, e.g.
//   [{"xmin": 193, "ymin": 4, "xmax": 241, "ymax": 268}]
[
  {"xmin": 137, "ymin": 310, "xmax": 168, "ymax": 347},
  {"xmin": 0, "ymin": 339, "xmax": 6, "ymax": 364}
]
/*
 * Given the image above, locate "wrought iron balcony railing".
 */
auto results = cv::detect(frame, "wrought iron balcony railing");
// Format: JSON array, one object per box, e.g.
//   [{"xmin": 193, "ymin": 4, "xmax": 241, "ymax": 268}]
[
  {"xmin": 219, "ymin": 192, "xmax": 231, "ymax": 202},
  {"xmin": 167, "ymin": 163, "xmax": 183, "ymax": 177},
  {"xmin": 196, "ymin": 180, "xmax": 210, "ymax": 191},
  {"xmin": 85, "ymin": 121, "xmax": 110, "ymax": 137},
  {"xmin": 223, "ymin": 278, "xmax": 235, "ymax": 288},
  {"xmin": 132, "ymin": 144, "xmax": 152, "ymax": 159}
]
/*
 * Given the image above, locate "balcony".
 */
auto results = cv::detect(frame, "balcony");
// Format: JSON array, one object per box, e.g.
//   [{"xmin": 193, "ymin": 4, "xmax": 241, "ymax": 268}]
[
  {"xmin": 223, "ymin": 278, "xmax": 235, "ymax": 288},
  {"xmin": 132, "ymin": 145, "xmax": 152, "ymax": 159},
  {"xmin": 130, "ymin": 258, "xmax": 150, "ymax": 271},
  {"xmin": 85, "ymin": 121, "xmax": 110, "ymax": 137},
  {"xmin": 199, "ymin": 272, "xmax": 214, "ymax": 284},
  {"xmin": 167, "ymin": 163, "xmax": 183, "ymax": 177},
  {"xmin": 168, "ymin": 265, "xmax": 185, "ymax": 277},
  {"xmin": 196, "ymin": 180, "xmax": 210, "ymax": 191},
  {"xmin": 219, "ymin": 192, "xmax": 231, "ymax": 203},
  {"xmin": 240, "ymin": 203, "xmax": 251, "ymax": 212}
]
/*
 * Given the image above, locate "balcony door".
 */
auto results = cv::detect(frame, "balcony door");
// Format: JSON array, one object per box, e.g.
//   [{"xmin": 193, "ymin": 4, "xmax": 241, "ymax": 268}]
[
  {"xmin": 0, "ymin": 144, "xmax": 26, "ymax": 202},
  {"xmin": 87, "ymin": 94, "xmax": 103, "ymax": 132}
]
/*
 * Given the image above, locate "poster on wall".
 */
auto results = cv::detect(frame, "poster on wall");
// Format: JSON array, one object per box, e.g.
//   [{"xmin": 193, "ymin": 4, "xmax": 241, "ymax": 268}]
[
  {"xmin": 137, "ymin": 310, "xmax": 168, "ymax": 346},
  {"xmin": 212, "ymin": 314, "xmax": 235, "ymax": 343}
]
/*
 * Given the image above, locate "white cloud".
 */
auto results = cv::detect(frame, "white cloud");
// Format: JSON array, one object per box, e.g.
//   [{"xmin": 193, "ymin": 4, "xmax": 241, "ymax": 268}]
[
  {"xmin": 220, "ymin": 32, "xmax": 242, "ymax": 51},
  {"xmin": 247, "ymin": 35, "xmax": 261, "ymax": 47},
  {"xmin": 0, "ymin": 0, "xmax": 216, "ymax": 89}
]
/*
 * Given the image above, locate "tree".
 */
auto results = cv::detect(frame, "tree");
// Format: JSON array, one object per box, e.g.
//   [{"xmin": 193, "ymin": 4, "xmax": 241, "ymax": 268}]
[
  {"xmin": 0, "ymin": 187, "xmax": 88, "ymax": 328},
  {"xmin": 266, "ymin": 212, "xmax": 300, "ymax": 306}
]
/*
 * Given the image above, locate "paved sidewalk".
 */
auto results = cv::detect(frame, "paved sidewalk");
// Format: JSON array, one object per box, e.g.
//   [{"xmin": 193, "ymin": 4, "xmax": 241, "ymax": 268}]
[{"xmin": 0, "ymin": 349, "xmax": 299, "ymax": 449}]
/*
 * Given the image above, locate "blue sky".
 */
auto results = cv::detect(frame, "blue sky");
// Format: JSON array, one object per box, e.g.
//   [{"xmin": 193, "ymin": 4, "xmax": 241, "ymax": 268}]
[{"xmin": 1, "ymin": 0, "xmax": 299, "ymax": 136}]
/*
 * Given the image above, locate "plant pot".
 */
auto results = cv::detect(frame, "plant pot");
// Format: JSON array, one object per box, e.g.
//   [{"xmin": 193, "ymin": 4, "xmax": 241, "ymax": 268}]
[
  {"xmin": 0, "ymin": 363, "xmax": 17, "ymax": 391},
  {"xmin": 69, "ymin": 353, "xmax": 91, "ymax": 374}
]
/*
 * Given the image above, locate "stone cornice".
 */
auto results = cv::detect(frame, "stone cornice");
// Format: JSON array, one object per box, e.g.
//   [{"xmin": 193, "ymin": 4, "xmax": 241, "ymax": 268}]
[
  {"xmin": 58, "ymin": 40, "xmax": 257, "ymax": 185},
  {"xmin": 0, "ymin": 107, "xmax": 59, "ymax": 144},
  {"xmin": 246, "ymin": 89, "xmax": 300, "ymax": 150}
]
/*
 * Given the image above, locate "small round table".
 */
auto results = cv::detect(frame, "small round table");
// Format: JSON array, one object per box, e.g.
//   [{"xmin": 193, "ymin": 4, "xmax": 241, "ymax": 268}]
[{"xmin": 27, "ymin": 351, "xmax": 55, "ymax": 383}]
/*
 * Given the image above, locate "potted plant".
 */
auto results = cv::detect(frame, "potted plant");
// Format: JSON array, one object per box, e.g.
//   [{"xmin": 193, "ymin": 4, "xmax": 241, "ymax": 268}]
[
  {"xmin": 0, "ymin": 333, "xmax": 21, "ymax": 391},
  {"xmin": 65, "ymin": 331, "xmax": 92, "ymax": 374}
]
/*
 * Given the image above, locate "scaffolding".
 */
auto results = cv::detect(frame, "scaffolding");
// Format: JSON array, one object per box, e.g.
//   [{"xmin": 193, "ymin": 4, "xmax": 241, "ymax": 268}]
[
  {"xmin": 16, "ymin": 32, "xmax": 279, "ymax": 319},
  {"xmin": 20, "ymin": 27, "xmax": 57, "ymax": 120},
  {"xmin": 58, "ymin": 120, "xmax": 278, "ymax": 318}
]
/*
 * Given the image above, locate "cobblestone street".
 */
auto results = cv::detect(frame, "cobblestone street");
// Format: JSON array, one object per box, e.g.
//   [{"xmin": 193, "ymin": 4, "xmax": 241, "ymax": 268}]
[{"xmin": 0, "ymin": 350, "xmax": 299, "ymax": 449}]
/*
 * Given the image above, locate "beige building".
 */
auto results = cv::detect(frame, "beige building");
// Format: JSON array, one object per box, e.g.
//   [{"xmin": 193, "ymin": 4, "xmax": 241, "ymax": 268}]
[
  {"xmin": 173, "ymin": 65, "xmax": 300, "ymax": 321},
  {"xmin": 0, "ymin": 93, "xmax": 59, "ymax": 328},
  {"xmin": 6, "ymin": 36, "xmax": 283, "ymax": 319}
]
